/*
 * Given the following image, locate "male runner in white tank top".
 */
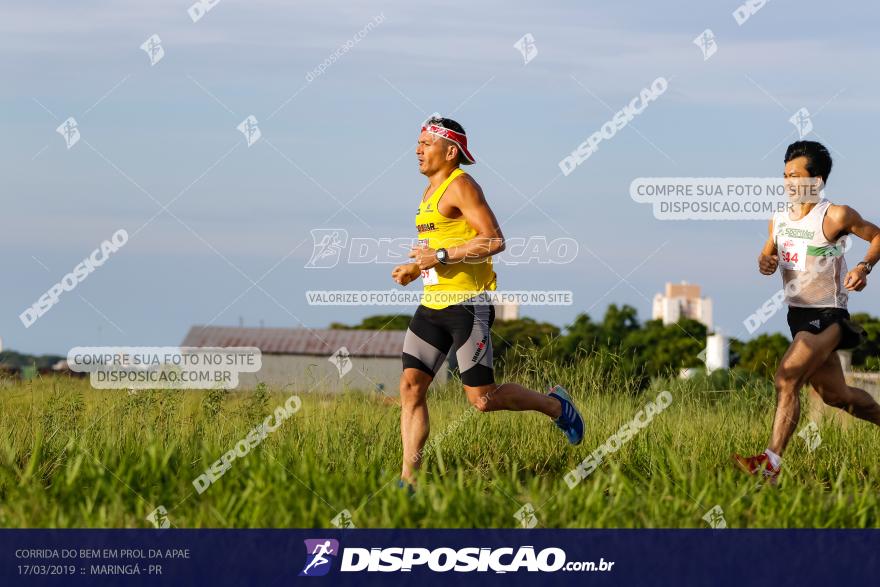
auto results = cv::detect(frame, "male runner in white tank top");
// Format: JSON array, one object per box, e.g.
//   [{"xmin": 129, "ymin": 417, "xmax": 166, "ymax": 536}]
[{"xmin": 734, "ymin": 141, "xmax": 880, "ymax": 483}]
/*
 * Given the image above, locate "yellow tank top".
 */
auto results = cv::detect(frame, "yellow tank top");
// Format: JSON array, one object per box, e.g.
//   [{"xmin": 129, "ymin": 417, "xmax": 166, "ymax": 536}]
[{"xmin": 415, "ymin": 168, "xmax": 497, "ymax": 310}]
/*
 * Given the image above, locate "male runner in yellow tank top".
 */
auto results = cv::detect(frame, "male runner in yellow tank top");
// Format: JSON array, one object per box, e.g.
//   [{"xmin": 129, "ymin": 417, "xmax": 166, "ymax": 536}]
[
  {"xmin": 734, "ymin": 141, "xmax": 880, "ymax": 483},
  {"xmin": 391, "ymin": 116, "xmax": 585, "ymax": 486}
]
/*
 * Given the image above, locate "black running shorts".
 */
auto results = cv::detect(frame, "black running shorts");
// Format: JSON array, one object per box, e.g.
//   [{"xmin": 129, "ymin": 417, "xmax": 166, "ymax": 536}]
[
  {"xmin": 787, "ymin": 306, "xmax": 864, "ymax": 350},
  {"xmin": 401, "ymin": 293, "xmax": 495, "ymax": 387}
]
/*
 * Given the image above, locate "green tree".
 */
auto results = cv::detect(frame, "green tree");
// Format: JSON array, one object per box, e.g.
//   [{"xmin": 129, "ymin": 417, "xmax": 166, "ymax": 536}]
[
  {"xmin": 330, "ymin": 314, "xmax": 411, "ymax": 331},
  {"xmin": 0, "ymin": 350, "xmax": 64, "ymax": 371},
  {"xmin": 621, "ymin": 318, "xmax": 707, "ymax": 381},
  {"xmin": 737, "ymin": 333, "xmax": 790, "ymax": 380},
  {"xmin": 557, "ymin": 312, "xmax": 603, "ymax": 359},
  {"xmin": 558, "ymin": 306, "xmax": 705, "ymax": 387},
  {"xmin": 601, "ymin": 304, "xmax": 641, "ymax": 347},
  {"xmin": 851, "ymin": 313, "xmax": 880, "ymax": 371},
  {"xmin": 557, "ymin": 304, "xmax": 641, "ymax": 360},
  {"xmin": 491, "ymin": 317, "xmax": 560, "ymax": 362}
]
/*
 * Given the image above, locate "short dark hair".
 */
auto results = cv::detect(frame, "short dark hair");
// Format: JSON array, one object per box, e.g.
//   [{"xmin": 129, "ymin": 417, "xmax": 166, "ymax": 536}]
[
  {"xmin": 424, "ymin": 116, "xmax": 467, "ymax": 164},
  {"xmin": 784, "ymin": 140, "xmax": 833, "ymax": 184},
  {"xmin": 425, "ymin": 116, "xmax": 466, "ymax": 135}
]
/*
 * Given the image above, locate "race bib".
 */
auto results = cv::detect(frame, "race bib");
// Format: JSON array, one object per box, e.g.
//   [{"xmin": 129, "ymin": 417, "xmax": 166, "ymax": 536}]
[
  {"xmin": 778, "ymin": 237, "xmax": 807, "ymax": 271},
  {"xmin": 416, "ymin": 238, "xmax": 439, "ymax": 285}
]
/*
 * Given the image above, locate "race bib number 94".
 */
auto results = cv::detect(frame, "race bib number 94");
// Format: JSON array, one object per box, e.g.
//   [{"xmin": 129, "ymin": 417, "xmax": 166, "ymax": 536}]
[{"xmin": 779, "ymin": 237, "xmax": 807, "ymax": 271}]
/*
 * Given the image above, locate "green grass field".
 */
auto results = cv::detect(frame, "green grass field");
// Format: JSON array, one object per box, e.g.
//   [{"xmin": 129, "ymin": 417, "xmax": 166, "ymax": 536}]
[{"xmin": 1, "ymin": 354, "xmax": 879, "ymax": 528}]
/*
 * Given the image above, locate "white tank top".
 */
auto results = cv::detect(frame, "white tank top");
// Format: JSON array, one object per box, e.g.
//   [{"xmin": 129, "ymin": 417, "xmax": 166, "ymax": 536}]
[{"xmin": 772, "ymin": 199, "xmax": 848, "ymax": 309}]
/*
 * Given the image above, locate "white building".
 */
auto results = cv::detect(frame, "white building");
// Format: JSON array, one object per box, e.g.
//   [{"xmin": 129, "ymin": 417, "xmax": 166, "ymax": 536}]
[
  {"xmin": 494, "ymin": 301, "xmax": 519, "ymax": 321},
  {"xmin": 652, "ymin": 281, "xmax": 713, "ymax": 331}
]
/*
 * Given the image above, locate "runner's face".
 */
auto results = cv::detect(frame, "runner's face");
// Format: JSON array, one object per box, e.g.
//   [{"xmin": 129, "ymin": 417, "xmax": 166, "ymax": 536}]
[
  {"xmin": 783, "ymin": 156, "xmax": 822, "ymax": 204},
  {"xmin": 416, "ymin": 130, "xmax": 456, "ymax": 175}
]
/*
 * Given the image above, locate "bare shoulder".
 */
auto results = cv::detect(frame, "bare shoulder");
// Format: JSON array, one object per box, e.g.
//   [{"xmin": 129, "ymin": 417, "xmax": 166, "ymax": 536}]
[
  {"xmin": 447, "ymin": 171, "xmax": 485, "ymax": 204},
  {"xmin": 826, "ymin": 203, "xmax": 861, "ymax": 230}
]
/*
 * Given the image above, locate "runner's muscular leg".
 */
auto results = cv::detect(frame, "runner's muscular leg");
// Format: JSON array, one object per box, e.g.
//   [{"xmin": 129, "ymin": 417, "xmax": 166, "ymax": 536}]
[
  {"xmin": 463, "ymin": 382, "xmax": 561, "ymax": 417},
  {"xmin": 769, "ymin": 325, "xmax": 841, "ymax": 455},
  {"xmin": 400, "ymin": 306, "xmax": 453, "ymax": 483},
  {"xmin": 454, "ymin": 300, "xmax": 561, "ymax": 419},
  {"xmin": 809, "ymin": 350, "xmax": 880, "ymax": 426},
  {"xmin": 399, "ymin": 368, "xmax": 433, "ymax": 483}
]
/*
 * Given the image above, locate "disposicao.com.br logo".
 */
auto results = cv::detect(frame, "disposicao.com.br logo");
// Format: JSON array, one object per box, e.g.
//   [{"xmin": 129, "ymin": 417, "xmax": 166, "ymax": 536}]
[{"xmin": 299, "ymin": 540, "xmax": 613, "ymax": 575}]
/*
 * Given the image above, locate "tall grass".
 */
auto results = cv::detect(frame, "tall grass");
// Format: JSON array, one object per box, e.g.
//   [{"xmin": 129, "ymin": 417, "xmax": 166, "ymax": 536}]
[{"xmin": 1, "ymin": 353, "xmax": 878, "ymax": 528}]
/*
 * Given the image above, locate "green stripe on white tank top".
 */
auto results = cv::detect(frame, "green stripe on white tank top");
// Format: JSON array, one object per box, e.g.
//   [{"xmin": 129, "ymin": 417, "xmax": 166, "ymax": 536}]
[{"xmin": 772, "ymin": 198, "xmax": 848, "ymax": 309}]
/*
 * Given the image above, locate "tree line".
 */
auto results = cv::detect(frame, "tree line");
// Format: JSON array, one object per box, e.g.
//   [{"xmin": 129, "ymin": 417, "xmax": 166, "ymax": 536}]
[{"xmin": 332, "ymin": 307, "xmax": 880, "ymax": 383}]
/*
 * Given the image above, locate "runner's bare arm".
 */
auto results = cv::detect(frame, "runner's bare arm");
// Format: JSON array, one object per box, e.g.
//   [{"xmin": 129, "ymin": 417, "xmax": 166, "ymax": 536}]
[
  {"xmin": 827, "ymin": 205, "xmax": 880, "ymax": 291},
  {"xmin": 758, "ymin": 218, "xmax": 779, "ymax": 275},
  {"xmin": 409, "ymin": 177, "xmax": 505, "ymax": 269},
  {"xmin": 391, "ymin": 263, "xmax": 421, "ymax": 286},
  {"xmin": 442, "ymin": 177, "xmax": 505, "ymax": 263}
]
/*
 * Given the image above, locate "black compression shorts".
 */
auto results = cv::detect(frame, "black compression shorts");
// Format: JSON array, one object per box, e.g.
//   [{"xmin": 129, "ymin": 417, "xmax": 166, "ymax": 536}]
[
  {"xmin": 787, "ymin": 306, "xmax": 864, "ymax": 350},
  {"xmin": 401, "ymin": 293, "xmax": 495, "ymax": 387}
]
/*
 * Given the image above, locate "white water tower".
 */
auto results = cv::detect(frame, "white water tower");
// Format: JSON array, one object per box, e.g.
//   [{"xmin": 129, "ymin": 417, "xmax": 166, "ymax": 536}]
[{"xmin": 705, "ymin": 332, "xmax": 729, "ymax": 373}]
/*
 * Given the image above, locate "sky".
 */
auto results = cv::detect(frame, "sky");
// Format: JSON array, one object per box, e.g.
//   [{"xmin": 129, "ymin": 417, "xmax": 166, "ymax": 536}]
[{"xmin": 3, "ymin": 0, "xmax": 880, "ymax": 356}]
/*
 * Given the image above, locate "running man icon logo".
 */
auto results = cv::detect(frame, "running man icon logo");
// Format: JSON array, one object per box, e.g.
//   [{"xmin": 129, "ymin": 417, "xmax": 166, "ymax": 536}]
[
  {"xmin": 237, "ymin": 115, "xmax": 261, "ymax": 147},
  {"xmin": 146, "ymin": 505, "xmax": 171, "ymax": 529},
  {"xmin": 798, "ymin": 421, "xmax": 822, "ymax": 452},
  {"xmin": 702, "ymin": 505, "xmax": 727, "ymax": 529},
  {"xmin": 789, "ymin": 107, "xmax": 813, "ymax": 139},
  {"xmin": 693, "ymin": 29, "xmax": 718, "ymax": 61},
  {"xmin": 331, "ymin": 509, "xmax": 357, "ymax": 528},
  {"xmin": 513, "ymin": 503, "xmax": 539, "ymax": 528},
  {"xmin": 513, "ymin": 33, "xmax": 538, "ymax": 65},
  {"xmin": 329, "ymin": 347, "xmax": 352, "ymax": 378},
  {"xmin": 299, "ymin": 539, "xmax": 339, "ymax": 577},
  {"xmin": 56, "ymin": 117, "xmax": 80, "ymax": 149},
  {"xmin": 696, "ymin": 347, "xmax": 708, "ymax": 367},
  {"xmin": 140, "ymin": 34, "xmax": 165, "ymax": 66},
  {"xmin": 306, "ymin": 229, "xmax": 349, "ymax": 268}
]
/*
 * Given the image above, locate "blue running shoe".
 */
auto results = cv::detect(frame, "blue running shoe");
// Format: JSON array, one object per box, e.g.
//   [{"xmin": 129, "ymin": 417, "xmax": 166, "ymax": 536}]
[
  {"xmin": 549, "ymin": 385, "xmax": 584, "ymax": 445},
  {"xmin": 397, "ymin": 479, "xmax": 416, "ymax": 497}
]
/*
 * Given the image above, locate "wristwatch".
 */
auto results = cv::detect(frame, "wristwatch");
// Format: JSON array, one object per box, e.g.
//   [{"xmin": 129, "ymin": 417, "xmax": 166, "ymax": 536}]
[
  {"xmin": 436, "ymin": 248, "xmax": 449, "ymax": 265},
  {"xmin": 857, "ymin": 261, "xmax": 873, "ymax": 274}
]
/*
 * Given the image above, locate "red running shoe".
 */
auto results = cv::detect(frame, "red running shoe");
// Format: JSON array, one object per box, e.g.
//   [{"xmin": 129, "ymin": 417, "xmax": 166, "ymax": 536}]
[{"xmin": 732, "ymin": 452, "xmax": 780, "ymax": 484}]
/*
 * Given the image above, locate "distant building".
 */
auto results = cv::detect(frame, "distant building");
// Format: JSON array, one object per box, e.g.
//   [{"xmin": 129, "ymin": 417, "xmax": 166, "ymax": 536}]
[
  {"xmin": 652, "ymin": 281, "xmax": 713, "ymax": 330},
  {"xmin": 494, "ymin": 301, "xmax": 519, "ymax": 321},
  {"xmin": 181, "ymin": 325, "xmax": 447, "ymax": 393},
  {"xmin": 50, "ymin": 359, "xmax": 86, "ymax": 378}
]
